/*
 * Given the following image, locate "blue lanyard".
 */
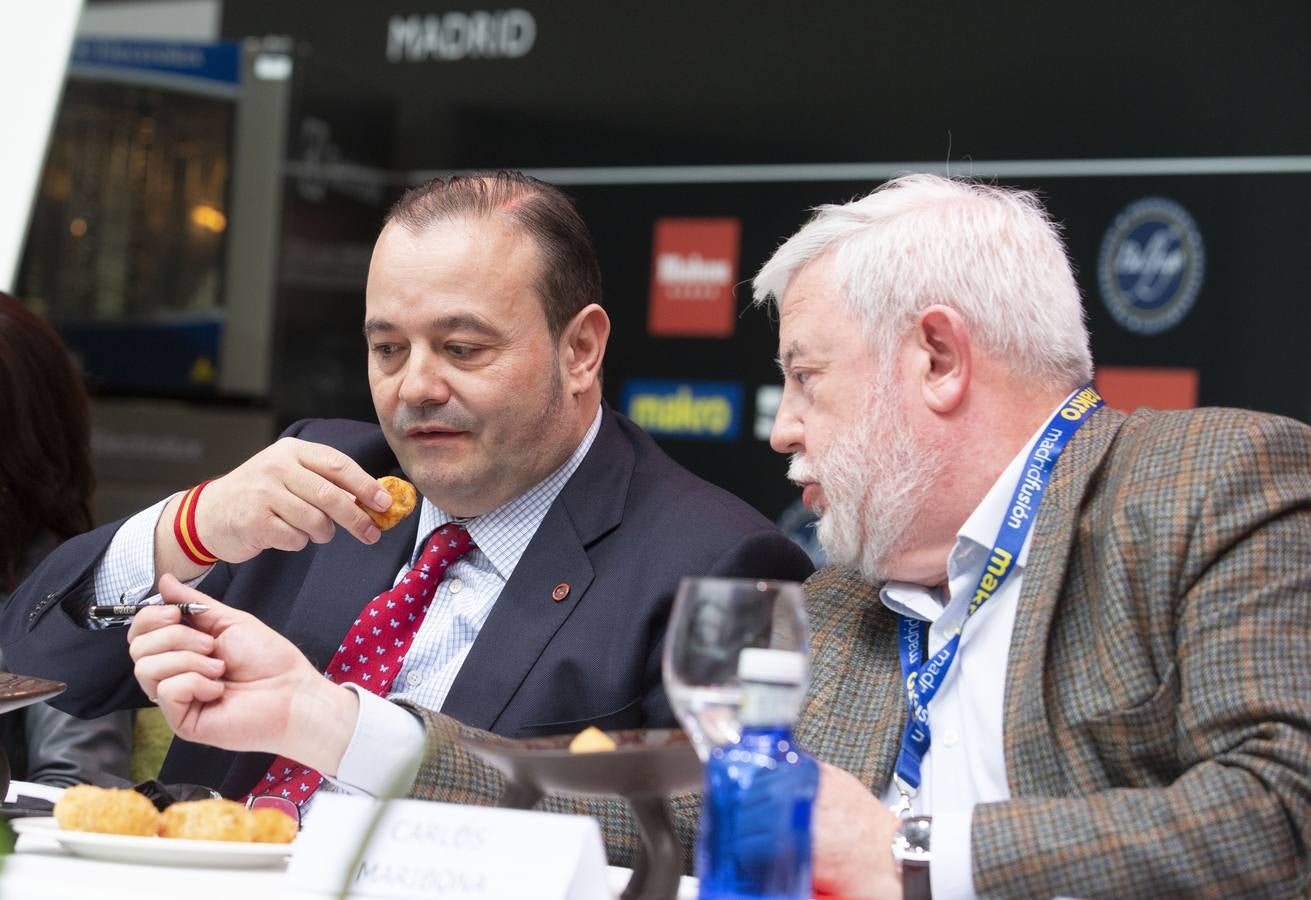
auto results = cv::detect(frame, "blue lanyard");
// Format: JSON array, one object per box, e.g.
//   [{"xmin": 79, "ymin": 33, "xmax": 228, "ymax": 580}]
[{"xmin": 893, "ymin": 386, "xmax": 1104, "ymax": 798}]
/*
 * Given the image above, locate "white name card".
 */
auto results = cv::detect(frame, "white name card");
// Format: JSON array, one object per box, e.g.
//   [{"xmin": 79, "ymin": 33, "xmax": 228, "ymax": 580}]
[{"xmin": 287, "ymin": 794, "xmax": 611, "ymax": 900}]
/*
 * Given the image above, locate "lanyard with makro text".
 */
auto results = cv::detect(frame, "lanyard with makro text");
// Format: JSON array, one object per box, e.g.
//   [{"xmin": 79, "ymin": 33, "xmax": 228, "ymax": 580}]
[{"xmin": 892, "ymin": 385, "xmax": 1104, "ymax": 814}]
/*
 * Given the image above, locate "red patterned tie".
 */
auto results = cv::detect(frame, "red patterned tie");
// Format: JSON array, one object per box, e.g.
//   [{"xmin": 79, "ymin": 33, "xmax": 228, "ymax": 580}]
[{"xmin": 247, "ymin": 522, "xmax": 475, "ymax": 807}]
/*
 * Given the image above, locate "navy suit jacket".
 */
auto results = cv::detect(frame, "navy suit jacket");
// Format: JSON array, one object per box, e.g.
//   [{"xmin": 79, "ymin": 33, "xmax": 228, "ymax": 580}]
[{"xmin": 1, "ymin": 408, "xmax": 813, "ymax": 796}]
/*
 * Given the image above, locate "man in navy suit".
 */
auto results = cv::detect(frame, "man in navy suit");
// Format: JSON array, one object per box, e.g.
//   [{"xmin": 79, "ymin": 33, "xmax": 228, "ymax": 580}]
[{"xmin": 1, "ymin": 171, "xmax": 812, "ymax": 803}]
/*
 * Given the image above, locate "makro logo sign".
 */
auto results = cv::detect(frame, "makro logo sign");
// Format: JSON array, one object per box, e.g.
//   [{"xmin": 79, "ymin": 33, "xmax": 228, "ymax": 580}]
[
  {"xmin": 1097, "ymin": 197, "xmax": 1205, "ymax": 335},
  {"xmin": 647, "ymin": 218, "xmax": 740, "ymax": 338},
  {"xmin": 386, "ymin": 9, "xmax": 536, "ymax": 62},
  {"xmin": 621, "ymin": 380, "xmax": 742, "ymax": 441}
]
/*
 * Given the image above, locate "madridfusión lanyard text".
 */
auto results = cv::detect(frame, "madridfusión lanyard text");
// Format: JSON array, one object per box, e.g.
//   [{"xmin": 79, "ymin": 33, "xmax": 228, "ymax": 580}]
[{"xmin": 892, "ymin": 385, "xmax": 1104, "ymax": 814}]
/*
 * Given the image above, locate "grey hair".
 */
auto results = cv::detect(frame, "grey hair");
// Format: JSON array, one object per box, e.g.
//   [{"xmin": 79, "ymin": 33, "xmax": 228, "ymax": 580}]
[{"xmin": 753, "ymin": 173, "xmax": 1093, "ymax": 387}]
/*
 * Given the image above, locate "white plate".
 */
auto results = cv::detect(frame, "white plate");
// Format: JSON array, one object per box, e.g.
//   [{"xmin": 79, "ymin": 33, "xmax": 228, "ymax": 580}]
[{"xmin": 11, "ymin": 817, "xmax": 294, "ymax": 868}]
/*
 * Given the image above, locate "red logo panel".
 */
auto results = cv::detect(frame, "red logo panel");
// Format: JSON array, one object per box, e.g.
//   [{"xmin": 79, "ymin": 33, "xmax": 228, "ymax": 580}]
[
  {"xmin": 1094, "ymin": 366, "xmax": 1198, "ymax": 412},
  {"xmin": 647, "ymin": 218, "xmax": 740, "ymax": 338}
]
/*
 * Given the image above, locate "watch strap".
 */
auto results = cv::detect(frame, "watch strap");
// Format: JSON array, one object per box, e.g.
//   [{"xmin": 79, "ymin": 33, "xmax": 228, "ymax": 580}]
[
  {"xmin": 902, "ymin": 860, "xmax": 931, "ymax": 900},
  {"xmin": 894, "ymin": 814, "xmax": 933, "ymax": 900}
]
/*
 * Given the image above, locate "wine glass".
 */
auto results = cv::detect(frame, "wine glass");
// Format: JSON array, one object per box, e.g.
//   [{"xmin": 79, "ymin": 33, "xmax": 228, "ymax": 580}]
[{"xmin": 662, "ymin": 577, "xmax": 808, "ymax": 761}]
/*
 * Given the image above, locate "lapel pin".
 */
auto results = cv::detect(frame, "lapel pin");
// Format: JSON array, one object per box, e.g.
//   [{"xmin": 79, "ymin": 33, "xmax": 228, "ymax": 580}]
[{"xmin": 551, "ymin": 583, "xmax": 570, "ymax": 602}]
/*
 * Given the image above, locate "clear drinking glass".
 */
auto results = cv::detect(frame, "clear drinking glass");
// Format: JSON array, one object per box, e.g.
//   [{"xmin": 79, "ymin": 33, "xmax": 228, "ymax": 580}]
[{"xmin": 662, "ymin": 577, "xmax": 809, "ymax": 761}]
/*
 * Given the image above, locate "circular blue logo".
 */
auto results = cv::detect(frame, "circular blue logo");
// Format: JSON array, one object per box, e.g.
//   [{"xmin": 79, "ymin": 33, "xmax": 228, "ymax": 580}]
[{"xmin": 1097, "ymin": 197, "xmax": 1205, "ymax": 335}]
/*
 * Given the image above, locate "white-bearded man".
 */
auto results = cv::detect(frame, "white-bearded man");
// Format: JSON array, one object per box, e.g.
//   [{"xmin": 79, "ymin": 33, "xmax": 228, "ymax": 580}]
[{"xmin": 758, "ymin": 174, "xmax": 1311, "ymax": 899}]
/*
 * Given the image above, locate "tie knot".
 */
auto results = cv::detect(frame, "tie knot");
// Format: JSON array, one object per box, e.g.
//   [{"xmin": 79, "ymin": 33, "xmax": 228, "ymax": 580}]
[{"xmin": 420, "ymin": 522, "xmax": 476, "ymax": 568}]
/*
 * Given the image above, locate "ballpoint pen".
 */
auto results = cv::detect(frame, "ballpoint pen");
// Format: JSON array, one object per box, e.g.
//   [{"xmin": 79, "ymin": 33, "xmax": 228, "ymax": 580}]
[{"xmin": 88, "ymin": 603, "xmax": 210, "ymax": 619}]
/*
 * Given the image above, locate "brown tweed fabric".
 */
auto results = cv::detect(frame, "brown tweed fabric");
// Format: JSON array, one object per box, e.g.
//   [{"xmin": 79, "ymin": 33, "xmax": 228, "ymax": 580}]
[
  {"xmin": 405, "ymin": 405, "xmax": 1311, "ymax": 897},
  {"xmin": 794, "ymin": 565, "xmax": 904, "ymax": 790},
  {"xmin": 797, "ymin": 406, "xmax": 1311, "ymax": 899},
  {"xmin": 976, "ymin": 406, "xmax": 1311, "ymax": 898}
]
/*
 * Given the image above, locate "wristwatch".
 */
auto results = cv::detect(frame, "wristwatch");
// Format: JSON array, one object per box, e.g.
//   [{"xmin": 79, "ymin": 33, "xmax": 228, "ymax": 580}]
[{"xmin": 891, "ymin": 815, "xmax": 932, "ymax": 900}]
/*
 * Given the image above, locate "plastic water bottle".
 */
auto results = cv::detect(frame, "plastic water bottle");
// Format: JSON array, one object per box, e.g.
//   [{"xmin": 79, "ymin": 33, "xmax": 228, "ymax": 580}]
[{"xmin": 698, "ymin": 647, "xmax": 818, "ymax": 900}]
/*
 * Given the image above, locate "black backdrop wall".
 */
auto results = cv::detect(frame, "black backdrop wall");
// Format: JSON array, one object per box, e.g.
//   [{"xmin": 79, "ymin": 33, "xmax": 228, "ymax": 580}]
[{"xmin": 220, "ymin": 0, "xmax": 1311, "ymax": 520}]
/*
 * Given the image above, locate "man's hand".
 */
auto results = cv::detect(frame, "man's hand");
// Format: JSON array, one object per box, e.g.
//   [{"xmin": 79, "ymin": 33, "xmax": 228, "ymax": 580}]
[
  {"xmin": 811, "ymin": 762, "xmax": 903, "ymax": 899},
  {"xmin": 127, "ymin": 574, "xmax": 359, "ymax": 776},
  {"xmin": 154, "ymin": 437, "xmax": 397, "ymax": 581}
]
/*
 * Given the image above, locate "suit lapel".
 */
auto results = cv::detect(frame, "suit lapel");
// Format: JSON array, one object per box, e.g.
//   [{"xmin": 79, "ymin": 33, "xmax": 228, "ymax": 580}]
[
  {"xmin": 1002, "ymin": 407, "xmax": 1124, "ymax": 796},
  {"xmin": 797, "ymin": 567, "xmax": 903, "ymax": 791},
  {"xmin": 440, "ymin": 407, "xmax": 633, "ymax": 731},
  {"xmin": 867, "ymin": 611, "xmax": 906, "ymax": 789}
]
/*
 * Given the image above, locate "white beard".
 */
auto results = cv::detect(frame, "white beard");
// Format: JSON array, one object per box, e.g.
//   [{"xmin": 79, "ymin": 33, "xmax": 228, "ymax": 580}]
[{"xmin": 789, "ymin": 386, "xmax": 942, "ymax": 583}]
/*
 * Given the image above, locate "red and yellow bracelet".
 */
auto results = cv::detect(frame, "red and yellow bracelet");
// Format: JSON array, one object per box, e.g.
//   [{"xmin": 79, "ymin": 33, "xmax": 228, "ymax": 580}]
[{"xmin": 174, "ymin": 480, "xmax": 219, "ymax": 566}]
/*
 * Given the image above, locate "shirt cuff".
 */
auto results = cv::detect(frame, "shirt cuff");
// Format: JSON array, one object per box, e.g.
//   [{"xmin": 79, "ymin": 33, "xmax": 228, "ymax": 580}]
[
  {"xmin": 88, "ymin": 496, "xmax": 174, "ymax": 627},
  {"xmin": 931, "ymin": 808, "xmax": 978, "ymax": 900},
  {"xmin": 330, "ymin": 685, "xmax": 426, "ymax": 798},
  {"xmin": 90, "ymin": 493, "xmax": 219, "ymax": 627}
]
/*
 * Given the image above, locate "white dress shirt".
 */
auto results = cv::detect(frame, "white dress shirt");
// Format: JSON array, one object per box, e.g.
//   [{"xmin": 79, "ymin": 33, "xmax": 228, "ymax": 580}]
[
  {"xmin": 92, "ymin": 407, "xmax": 602, "ymax": 809},
  {"xmin": 876, "ymin": 403, "xmax": 1069, "ymax": 899}
]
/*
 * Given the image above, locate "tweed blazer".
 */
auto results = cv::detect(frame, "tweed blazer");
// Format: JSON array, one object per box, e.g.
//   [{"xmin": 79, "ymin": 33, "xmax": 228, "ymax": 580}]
[
  {"xmin": 410, "ymin": 405, "xmax": 1311, "ymax": 899},
  {"xmin": 798, "ymin": 406, "xmax": 1311, "ymax": 899}
]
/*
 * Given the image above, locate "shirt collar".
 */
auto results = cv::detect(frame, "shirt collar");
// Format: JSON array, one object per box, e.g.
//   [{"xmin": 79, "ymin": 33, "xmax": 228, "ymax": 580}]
[
  {"xmin": 879, "ymin": 394, "xmax": 1074, "ymax": 619},
  {"xmin": 410, "ymin": 405, "xmax": 604, "ymax": 579}
]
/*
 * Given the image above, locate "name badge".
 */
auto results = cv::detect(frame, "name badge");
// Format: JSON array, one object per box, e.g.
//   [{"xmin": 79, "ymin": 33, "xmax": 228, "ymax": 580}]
[{"xmin": 287, "ymin": 794, "xmax": 610, "ymax": 900}]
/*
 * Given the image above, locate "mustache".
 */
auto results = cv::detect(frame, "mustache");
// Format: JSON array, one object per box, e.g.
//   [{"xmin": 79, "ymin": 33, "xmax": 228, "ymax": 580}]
[
  {"xmin": 392, "ymin": 404, "xmax": 479, "ymax": 433},
  {"xmin": 787, "ymin": 455, "xmax": 817, "ymax": 484}
]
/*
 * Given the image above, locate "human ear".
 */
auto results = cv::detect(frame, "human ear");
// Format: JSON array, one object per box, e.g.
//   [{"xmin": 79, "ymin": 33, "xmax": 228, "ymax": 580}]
[
  {"xmin": 560, "ymin": 304, "xmax": 610, "ymax": 396},
  {"xmin": 913, "ymin": 305, "xmax": 971, "ymax": 414}
]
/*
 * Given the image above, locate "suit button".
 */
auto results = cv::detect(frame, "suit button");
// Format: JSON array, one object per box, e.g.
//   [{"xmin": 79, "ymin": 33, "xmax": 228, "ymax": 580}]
[{"xmin": 551, "ymin": 583, "xmax": 570, "ymax": 602}]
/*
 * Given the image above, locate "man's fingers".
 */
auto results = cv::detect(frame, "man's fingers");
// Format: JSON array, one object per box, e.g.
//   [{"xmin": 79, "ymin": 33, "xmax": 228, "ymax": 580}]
[
  {"xmin": 156, "ymin": 672, "xmax": 225, "ymax": 724},
  {"xmin": 134, "ymin": 651, "xmax": 224, "ymax": 702},
  {"xmin": 188, "ymin": 438, "xmax": 389, "ymax": 563},
  {"xmin": 269, "ymin": 489, "xmax": 341, "ymax": 546},
  {"xmin": 128, "ymin": 622, "xmax": 214, "ymax": 663},
  {"xmin": 134, "ymin": 650, "xmax": 224, "ymax": 688},
  {"xmin": 125, "ymin": 604, "xmax": 184, "ymax": 642},
  {"xmin": 283, "ymin": 461, "xmax": 383, "ymax": 545},
  {"xmin": 299, "ymin": 442, "xmax": 393, "ymax": 511}
]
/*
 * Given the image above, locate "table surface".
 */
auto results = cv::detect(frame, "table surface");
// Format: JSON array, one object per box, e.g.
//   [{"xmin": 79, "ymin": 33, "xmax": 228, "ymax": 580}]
[
  {"xmin": 1, "ymin": 783, "xmax": 698, "ymax": 899},
  {"xmin": 3, "ymin": 833, "xmax": 698, "ymax": 899}
]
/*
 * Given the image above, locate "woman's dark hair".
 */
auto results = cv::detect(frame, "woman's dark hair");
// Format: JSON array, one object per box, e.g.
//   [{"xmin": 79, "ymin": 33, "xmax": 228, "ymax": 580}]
[{"xmin": 0, "ymin": 293, "xmax": 94, "ymax": 592}]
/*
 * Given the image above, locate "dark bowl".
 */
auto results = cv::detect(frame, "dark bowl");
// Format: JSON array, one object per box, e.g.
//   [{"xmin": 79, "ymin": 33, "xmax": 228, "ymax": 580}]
[
  {"xmin": 0, "ymin": 673, "xmax": 65, "ymax": 716},
  {"xmin": 0, "ymin": 673, "xmax": 66, "ymax": 807},
  {"xmin": 454, "ymin": 728, "xmax": 700, "ymax": 900},
  {"xmin": 454, "ymin": 727, "xmax": 702, "ymax": 799}
]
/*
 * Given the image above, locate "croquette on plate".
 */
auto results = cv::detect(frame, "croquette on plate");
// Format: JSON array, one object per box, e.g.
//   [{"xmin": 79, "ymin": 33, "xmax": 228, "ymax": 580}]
[{"xmin": 54, "ymin": 785, "xmax": 160, "ymax": 837}]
